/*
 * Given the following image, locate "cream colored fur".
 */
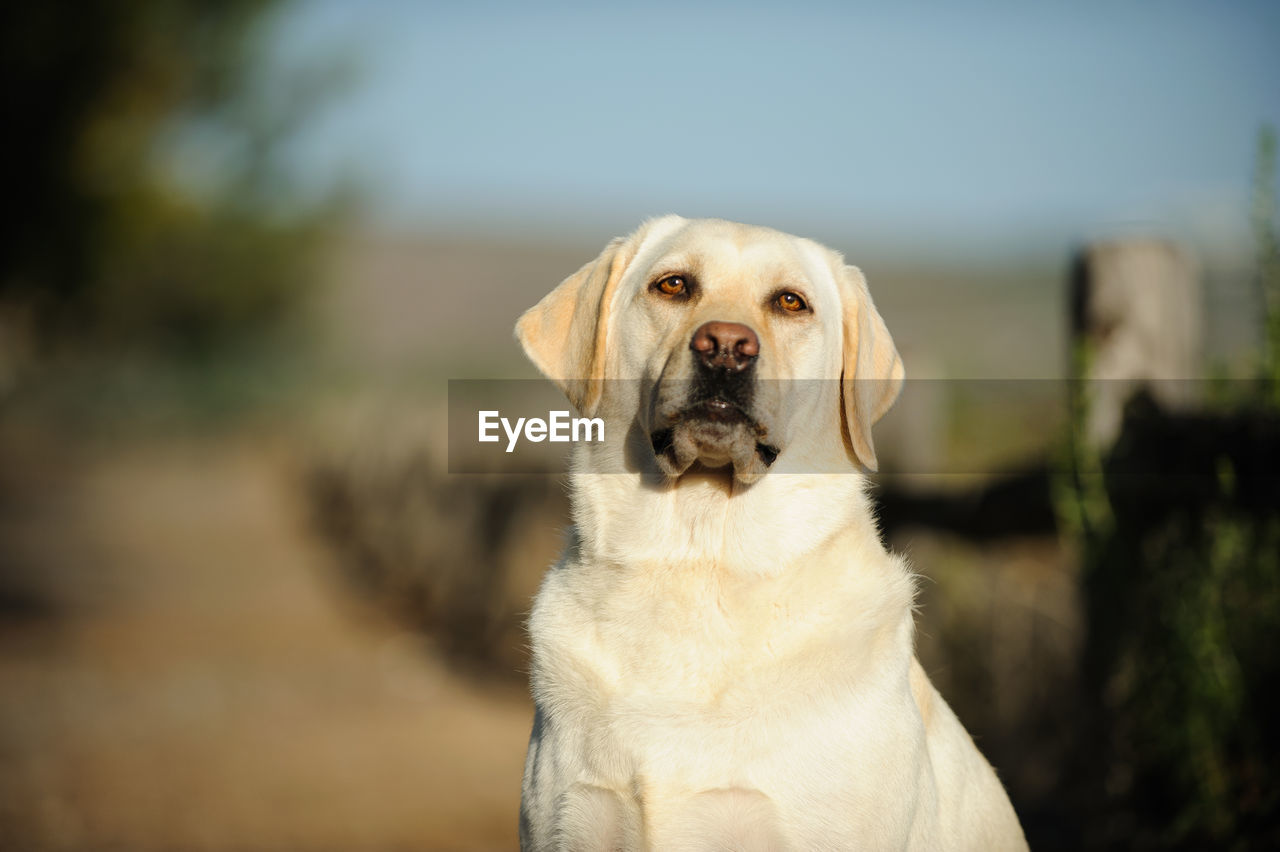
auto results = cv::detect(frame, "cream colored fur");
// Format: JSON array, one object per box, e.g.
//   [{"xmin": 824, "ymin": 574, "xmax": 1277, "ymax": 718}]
[{"xmin": 516, "ymin": 216, "xmax": 1027, "ymax": 850}]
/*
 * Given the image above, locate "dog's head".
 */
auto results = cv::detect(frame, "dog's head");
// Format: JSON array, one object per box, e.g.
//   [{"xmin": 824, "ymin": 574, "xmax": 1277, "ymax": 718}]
[{"xmin": 516, "ymin": 216, "xmax": 904, "ymax": 481}]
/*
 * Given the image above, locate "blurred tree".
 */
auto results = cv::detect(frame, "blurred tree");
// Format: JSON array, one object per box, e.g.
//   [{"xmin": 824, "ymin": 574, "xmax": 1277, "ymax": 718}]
[{"xmin": 0, "ymin": 0, "xmax": 333, "ymax": 357}]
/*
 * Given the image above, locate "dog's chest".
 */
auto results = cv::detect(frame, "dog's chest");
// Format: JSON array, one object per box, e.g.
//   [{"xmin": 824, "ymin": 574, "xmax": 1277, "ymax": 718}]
[
  {"xmin": 523, "ymin": 549, "xmax": 940, "ymax": 849},
  {"xmin": 530, "ymin": 562, "xmax": 897, "ymax": 788},
  {"xmin": 528, "ymin": 592, "xmax": 925, "ymax": 849}
]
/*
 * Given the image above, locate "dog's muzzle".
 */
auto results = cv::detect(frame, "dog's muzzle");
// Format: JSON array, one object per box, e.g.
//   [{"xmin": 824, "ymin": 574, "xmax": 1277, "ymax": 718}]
[{"xmin": 650, "ymin": 321, "xmax": 780, "ymax": 483}]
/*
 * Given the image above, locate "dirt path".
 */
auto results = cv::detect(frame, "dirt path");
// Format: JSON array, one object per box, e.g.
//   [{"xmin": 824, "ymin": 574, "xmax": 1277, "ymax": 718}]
[{"xmin": 0, "ymin": 431, "xmax": 533, "ymax": 851}]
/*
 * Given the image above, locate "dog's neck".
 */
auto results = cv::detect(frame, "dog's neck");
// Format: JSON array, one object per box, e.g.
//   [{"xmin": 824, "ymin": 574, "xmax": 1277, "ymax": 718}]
[{"xmin": 568, "ymin": 442, "xmax": 882, "ymax": 579}]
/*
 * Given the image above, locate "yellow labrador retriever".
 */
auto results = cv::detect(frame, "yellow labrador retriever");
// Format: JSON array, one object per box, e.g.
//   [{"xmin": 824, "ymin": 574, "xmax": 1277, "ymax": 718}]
[{"xmin": 515, "ymin": 216, "xmax": 1027, "ymax": 850}]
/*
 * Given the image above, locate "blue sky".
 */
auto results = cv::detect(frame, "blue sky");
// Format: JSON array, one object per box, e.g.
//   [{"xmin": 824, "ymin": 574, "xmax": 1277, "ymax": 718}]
[{"xmin": 266, "ymin": 0, "xmax": 1279, "ymax": 257}]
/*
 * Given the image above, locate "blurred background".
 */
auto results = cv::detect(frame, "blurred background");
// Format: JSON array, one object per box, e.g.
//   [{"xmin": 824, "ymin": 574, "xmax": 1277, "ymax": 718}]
[{"xmin": 1, "ymin": 1, "xmax": 1278, "ymax": 849}]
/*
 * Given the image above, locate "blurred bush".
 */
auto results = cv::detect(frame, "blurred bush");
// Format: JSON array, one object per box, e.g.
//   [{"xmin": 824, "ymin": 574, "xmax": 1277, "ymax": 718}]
[
  {"xmin": 1053, "ymin": 127, "xmax": 1280, "ymax": 850},
  {"xmin": 308, "ymin": 442, "xmax": 568, "ymax": 679},
  {"xmin": 0, "ymin": 0, "xmax": 334, "ymax": 362},
  {"xmin": 1061, "ymin": 399, "xmax": 1280, "ymax": 849}
]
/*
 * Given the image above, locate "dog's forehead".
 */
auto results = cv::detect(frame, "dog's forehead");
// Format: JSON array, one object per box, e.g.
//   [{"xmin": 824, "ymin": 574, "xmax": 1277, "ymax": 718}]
[{"xmin": 633, "ymin": 219, "xmax": 838, "ymax": 293}]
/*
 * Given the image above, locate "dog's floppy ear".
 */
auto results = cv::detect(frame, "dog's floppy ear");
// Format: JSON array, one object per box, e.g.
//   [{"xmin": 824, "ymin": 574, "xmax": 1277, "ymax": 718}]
[
  {"xmin": 838, "ymin": 265, "xmax": 905, "ymax": 472},
  {"xmin": 515, "ymin": 236, "xmax": 632, "ymax": 415}
]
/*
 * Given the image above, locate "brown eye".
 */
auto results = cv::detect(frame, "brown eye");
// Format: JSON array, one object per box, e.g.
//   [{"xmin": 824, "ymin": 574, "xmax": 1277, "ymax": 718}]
[
  {"xmin": 656, "ymin": 275, "xmax": 688, "ymax": 296},
  {"xmin": 775, "ymin": 291, "xmax": 807, "ymax": 312}
]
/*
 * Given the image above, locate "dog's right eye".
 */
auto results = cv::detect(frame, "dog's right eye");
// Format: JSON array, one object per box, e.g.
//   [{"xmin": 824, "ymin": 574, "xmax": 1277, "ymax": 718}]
[{"xmin": 654, "ymin": 275, "xmax": 689, "ymax": 297}]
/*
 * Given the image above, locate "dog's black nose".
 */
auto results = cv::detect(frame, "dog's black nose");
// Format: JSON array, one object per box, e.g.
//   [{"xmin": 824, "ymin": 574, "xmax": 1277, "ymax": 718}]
[{"xmin": 691, "ymin": 321, "xmax": 759, "ymax": 373}]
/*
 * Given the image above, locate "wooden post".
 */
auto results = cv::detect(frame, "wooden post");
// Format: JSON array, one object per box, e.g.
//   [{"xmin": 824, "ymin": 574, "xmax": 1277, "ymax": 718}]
[{"xmin": 1069, "ymin": 239, "xmax": 1202, "ymax": 447}]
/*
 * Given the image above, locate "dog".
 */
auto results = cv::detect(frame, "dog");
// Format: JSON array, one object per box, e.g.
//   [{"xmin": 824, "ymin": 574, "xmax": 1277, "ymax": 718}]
[{"xmin": 515, "ymin": 216, "xmax": 1028, "ymax": 850}]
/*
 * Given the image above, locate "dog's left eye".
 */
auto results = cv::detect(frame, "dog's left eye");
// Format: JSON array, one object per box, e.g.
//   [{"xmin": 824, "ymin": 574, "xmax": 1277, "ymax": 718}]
[
  {"xmin": 654, "ymin": 275, "xmax": 689, "ymax": 297},
  {"xmin": 775, "ymin": 292, "xmax": 808, "ymax": 312}
]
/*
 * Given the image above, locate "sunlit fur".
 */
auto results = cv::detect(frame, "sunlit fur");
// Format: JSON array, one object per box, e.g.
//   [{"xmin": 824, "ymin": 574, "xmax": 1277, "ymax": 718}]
[{"xmin": 516, "ymin": 216, "xmax": 1027, "ymax": 850}]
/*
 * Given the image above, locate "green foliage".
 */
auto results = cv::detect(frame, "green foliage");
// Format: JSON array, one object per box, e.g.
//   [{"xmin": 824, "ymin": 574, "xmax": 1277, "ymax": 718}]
[
  {"xmin": 1254, "ymin": 125, "xmax": 1280, "ymax": 401},
  {"xmin": 1058, "ymin": 417, "xmax": 1280, "ymax": 847},
  {"xmin": 0, "ymin": 0, "xmax": 333, "ymax": 356},
  {"xmin": 1092, "ymin": 476, "xmax": 1276, "ymax": 847},
  {"xmin": 88, "ymin": 187, "xmax": 321, "ymax": 354},
  {"xmin": 1053, "ymin": 340, "xmax": 1114, "ymax": 543},
  {"xmin": 1054, "ymin": 130, "xmax": 1280, "ymax": 847}
]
